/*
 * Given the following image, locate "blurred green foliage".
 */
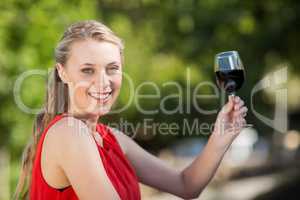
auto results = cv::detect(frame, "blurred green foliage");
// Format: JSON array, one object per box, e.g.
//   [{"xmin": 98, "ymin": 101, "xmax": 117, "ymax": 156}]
[{"xmin": 0, "ymin": 0, "xmax": 299, "ymax": 197}]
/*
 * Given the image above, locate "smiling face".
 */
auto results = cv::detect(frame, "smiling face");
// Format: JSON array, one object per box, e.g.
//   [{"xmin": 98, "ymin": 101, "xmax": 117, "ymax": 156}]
[{"xmin": 56, "ymin": 39, "xmax": 122, "ymax": 118}]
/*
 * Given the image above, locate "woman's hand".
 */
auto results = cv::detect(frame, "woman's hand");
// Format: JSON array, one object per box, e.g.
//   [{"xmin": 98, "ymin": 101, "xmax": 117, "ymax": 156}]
[{"xmin": 211, "ymin": 95, "xmax": 248, "ymax": 151}]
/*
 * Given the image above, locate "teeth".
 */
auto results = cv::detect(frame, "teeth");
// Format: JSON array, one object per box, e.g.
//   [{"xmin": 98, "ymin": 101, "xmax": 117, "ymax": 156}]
[{"xmin": 89, "ymin": 92, "xmax": 111, "ymax": 100}]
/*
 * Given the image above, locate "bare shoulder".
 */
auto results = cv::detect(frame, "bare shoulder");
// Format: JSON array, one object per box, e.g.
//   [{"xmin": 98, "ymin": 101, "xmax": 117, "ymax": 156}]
[
  {"xmin": 45, "ymin": 116, "xmax": 95, "ymax": 161},
  {"xmin": 45, "ymin": 117, "xmax": 120, "ymax": 199},
  {"xmin": 48, "ymin": 116, "xmax": 89, "ymax": 139},
  {"xmin": 41, "ymin": 116, "xmax": 94, "ymax": 189}
]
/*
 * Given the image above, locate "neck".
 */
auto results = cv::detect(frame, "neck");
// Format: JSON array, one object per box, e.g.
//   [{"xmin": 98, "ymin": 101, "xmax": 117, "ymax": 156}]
[{"xmin": 67, "ymin": 109, "xmax": 100, "ymax": 134}]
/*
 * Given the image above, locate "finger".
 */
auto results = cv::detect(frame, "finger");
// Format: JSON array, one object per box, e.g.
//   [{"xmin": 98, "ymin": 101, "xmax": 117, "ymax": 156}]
[
  {"xmin": 238, "ymin": 118, "xmax": 246, "ymax": 127},
  {"xmin": 227, "ymin": 126, "xmax": 243, "ymax": 136},
  {"xmin": 222, "ymin": 96, "xmax": 235, "ymax": 114},
  {"xmin": 238, "ymin": 118, "xmax": 246, "ymax": 128},
  {"xmin": 226, "ymin": 117, "xmax": 247, "ymax": 133},
  {"xmin": 231, "ymin": 116, "xmax": 246, "ymax": 127},
  {"xmin": 234, "ymin": 99, "xmax": 244, "ymax": 111},
  {"xmin": 234, "ymin": 96, "xmax": 241, "ymax": 104},
  {"xmin": 241, "ymin": 106, "xmax": 248, "ymax": 116},
  {"xmin": 234, "ymin": 106, "xmax": 248, "ymax": 117},
  {"xmin": 229, "ymin": 95, "xmax": 234, "ymax": 102}
]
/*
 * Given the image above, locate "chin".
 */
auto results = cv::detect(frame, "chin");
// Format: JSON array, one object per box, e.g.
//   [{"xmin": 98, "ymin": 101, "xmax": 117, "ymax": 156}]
[
  {"xmin": 80, "ymin": 92, "xmax": 118, "ymax": 118},
  {"xmin": 89, "ymin": 105, "xmax": 112, "ymax": 118}
]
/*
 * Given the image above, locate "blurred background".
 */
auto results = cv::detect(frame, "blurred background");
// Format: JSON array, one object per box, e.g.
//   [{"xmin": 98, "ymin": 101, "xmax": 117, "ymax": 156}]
[{"xmin": 0, "ymin": 0, "xmax": 299, "ymax": 199}]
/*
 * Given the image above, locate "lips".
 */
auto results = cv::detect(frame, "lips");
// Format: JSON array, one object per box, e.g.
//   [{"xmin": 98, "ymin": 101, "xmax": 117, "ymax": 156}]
[{"xmin": 88, "ymin": 91, "xmax": 112, "ymax": 102}]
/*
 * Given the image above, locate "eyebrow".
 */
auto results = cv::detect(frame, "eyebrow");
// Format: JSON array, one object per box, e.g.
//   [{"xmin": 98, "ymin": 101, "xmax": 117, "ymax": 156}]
[{"xmin": 80, "ymin": 62, "xmax": 121, "ymax": 67}]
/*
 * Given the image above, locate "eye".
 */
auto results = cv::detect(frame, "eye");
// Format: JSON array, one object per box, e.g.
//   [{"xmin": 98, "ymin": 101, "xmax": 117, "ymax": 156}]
[
  {"xmin": 107, "ymin": 65, "xmax": 120, "ymax": 73},
  {"xmin": 81, "ymin": 68, "xmax": 95, "ymax": 74}
]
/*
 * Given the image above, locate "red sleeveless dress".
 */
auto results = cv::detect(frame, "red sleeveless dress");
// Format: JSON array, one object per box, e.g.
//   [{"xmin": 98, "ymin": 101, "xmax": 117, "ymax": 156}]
[{"xmin": 30, "ymin": 113, "xmax": 141, "ymax": 200}]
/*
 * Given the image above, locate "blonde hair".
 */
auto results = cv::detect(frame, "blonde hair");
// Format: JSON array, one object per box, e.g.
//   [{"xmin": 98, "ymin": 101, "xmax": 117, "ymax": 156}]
[{"xmin": 14, "ymin": 20, "xmax": 124, "ymax": 199}]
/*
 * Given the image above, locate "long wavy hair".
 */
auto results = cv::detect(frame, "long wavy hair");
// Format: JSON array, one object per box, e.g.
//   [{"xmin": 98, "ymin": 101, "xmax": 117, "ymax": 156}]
[{"xmin": 13, "ymin": 20, "xmax": 124, "ymax": 199}]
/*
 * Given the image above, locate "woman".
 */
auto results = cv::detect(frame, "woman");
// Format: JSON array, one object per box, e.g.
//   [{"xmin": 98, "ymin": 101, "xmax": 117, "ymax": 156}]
[{"xmin": 14, "ymin": 20, "xmax": 248, "ymax": 200}]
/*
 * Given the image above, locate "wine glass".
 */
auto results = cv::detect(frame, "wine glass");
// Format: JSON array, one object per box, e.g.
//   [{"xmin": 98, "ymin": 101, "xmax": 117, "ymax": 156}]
[{"xmin": 214, "ymin": 50, "xmax": 253, "ymax": 128}]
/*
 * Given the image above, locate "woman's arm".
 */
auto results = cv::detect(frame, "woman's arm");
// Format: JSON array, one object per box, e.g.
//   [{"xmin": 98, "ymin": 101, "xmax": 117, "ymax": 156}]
[
  {"xmin": 182, "ymin": 96, "xmax": 247, "ymax": 198},
  {"xmin": 181, "ymin": 133, "xmax": 232, "ymax": 198},
  {"xmin": 49, "ymin": 117, "xmax": 121, "ymax": 200},
  {"xmin": 111, "ymin": 96, "xmax": 247, "ymax": 199}
]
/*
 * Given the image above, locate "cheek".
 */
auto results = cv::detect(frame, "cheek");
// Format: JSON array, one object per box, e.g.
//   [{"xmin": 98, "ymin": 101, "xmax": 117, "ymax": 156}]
[
  {"xmin": 109, "ymin": 75, "xmax": 122, "ymax": 103},
  {"xmin": 112, "ymin": 75, "xmax": 122, "ymax": 90},
  {"xmin": 71, "ymin": 84, "xmax": 91, "ymax": 109}
]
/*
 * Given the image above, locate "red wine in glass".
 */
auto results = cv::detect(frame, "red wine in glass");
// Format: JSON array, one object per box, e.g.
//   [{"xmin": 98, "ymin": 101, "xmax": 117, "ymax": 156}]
[
  {"xmin": 214, "ymin": 51, "xmax": 253, "ymax": 128},
  {"xmin": 215, "ymin": 69, "xmax": 245, "ymax": 95}
]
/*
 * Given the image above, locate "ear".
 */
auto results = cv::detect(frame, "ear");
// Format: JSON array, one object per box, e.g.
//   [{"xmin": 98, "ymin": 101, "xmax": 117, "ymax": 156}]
[{"xmin": 56, "ymin": 63, "xmax": 70, "ymax": 84}]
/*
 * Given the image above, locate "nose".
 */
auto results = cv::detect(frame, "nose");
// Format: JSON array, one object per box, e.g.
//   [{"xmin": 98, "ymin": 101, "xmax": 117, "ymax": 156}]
[{"xmin": 93, "ymin": 70, "xmax": 111, "ymax": 92}]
